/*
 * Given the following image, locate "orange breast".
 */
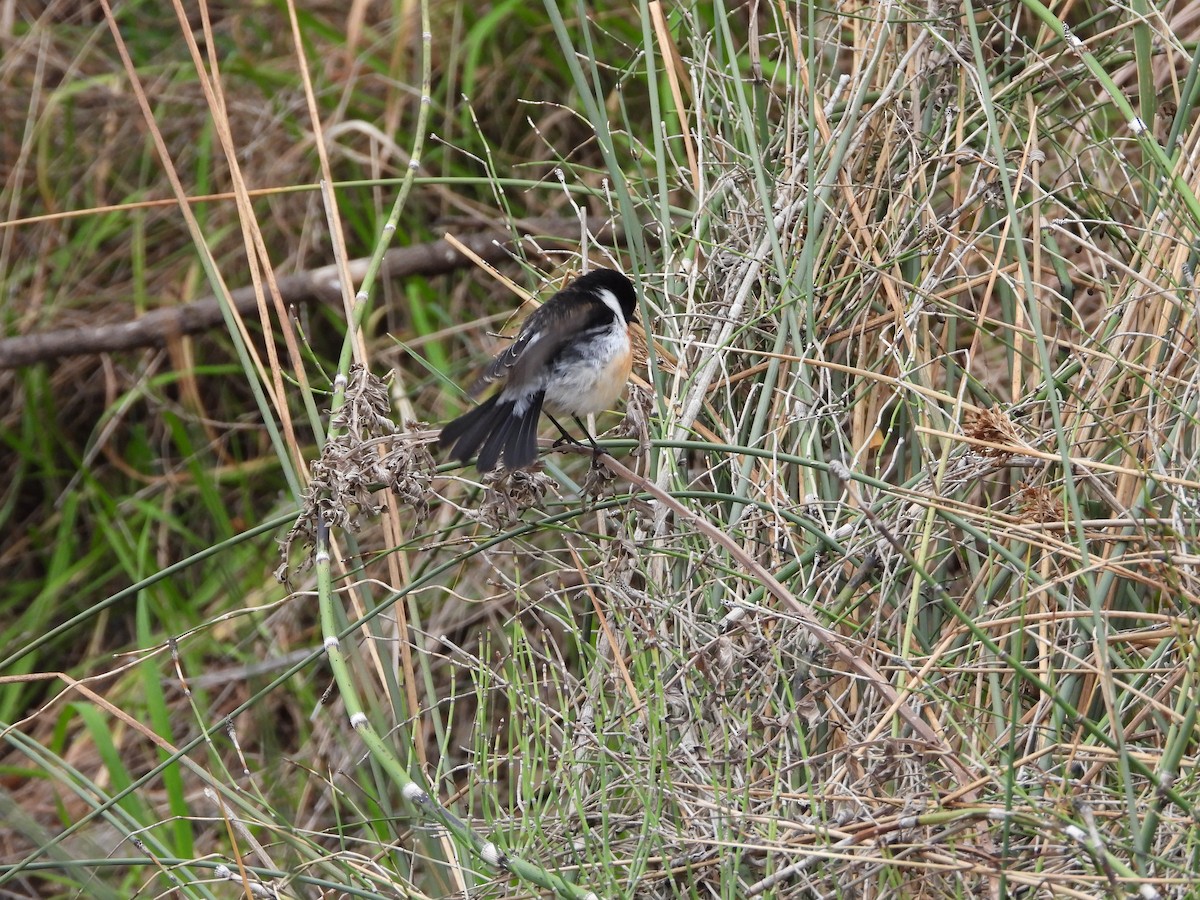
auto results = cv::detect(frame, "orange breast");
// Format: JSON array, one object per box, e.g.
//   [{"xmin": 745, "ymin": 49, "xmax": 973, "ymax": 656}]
[
  {"xmin": 543, "ymin": 328, "xmax": 633, "ymax": 417},
  {"xmin": 594, "ymin": 342, "xmax": 633, "ymax": 405}
]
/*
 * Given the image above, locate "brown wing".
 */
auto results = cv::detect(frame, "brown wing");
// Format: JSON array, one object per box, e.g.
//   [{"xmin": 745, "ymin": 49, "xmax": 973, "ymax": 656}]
[{"xmin": 469, "ymin": 293, "xmax": 602, "ymax": 395}]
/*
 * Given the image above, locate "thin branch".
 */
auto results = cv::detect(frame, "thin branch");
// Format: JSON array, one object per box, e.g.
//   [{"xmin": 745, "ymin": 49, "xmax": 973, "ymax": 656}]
[{"xmin": 0, "ymin": 217, "xmax": 624, "ymax": 368}]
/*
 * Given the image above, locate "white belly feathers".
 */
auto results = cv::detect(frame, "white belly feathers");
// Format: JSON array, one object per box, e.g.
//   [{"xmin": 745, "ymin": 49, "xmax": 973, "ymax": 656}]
[{"xmin": 543, "ymin": 325, "xmax": 632, "ymax": 416}]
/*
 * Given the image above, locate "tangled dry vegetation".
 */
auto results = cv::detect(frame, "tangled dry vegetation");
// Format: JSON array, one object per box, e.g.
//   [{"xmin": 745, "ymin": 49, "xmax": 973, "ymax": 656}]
[{"xmin": 4, "ymin": 0, "xmax": 1200, "ymax": 898}]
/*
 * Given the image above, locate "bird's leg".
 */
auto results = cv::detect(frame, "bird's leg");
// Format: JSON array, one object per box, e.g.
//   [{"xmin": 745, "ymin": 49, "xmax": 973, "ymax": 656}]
[
  {"xmin": 547, "ymin": 414, "xmax": 607, "ymax": 467},
  {"xmin": 573, "ymin": 415, "xmax": 607, "ymax": 468},
  {"xmin": 547, "ymin": 413, "xmax": 588, "ymax": 450}
]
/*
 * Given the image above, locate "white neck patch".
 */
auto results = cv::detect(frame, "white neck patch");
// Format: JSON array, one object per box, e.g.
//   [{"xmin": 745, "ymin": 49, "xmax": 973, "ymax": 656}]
[{"xmin": 595, "ymin": 288, "xmax": 627, "ymax": 325}]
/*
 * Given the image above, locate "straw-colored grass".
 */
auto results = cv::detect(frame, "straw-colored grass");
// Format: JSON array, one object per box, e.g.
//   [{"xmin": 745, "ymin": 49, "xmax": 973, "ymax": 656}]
[{"xmin": 3, "ymin": 1, "xmax": 1199, "ymax": 897}]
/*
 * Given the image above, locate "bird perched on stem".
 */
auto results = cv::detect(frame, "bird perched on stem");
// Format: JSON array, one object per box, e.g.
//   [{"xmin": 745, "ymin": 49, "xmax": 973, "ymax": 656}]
[{"xmin": 438, "ymin": 268, "xmax": 638, "ymax": 472}]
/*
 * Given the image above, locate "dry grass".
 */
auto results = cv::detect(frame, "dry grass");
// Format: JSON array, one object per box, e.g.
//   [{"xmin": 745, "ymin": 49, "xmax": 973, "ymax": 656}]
[{"xmin": 3, "ymin": 0, "xmax": 1200, "ymax": 898}]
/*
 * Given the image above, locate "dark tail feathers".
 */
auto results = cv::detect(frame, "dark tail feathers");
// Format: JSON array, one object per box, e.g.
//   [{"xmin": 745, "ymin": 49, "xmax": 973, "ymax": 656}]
[{"xmin": 438, "ymin": 392, "xmax": 545, "ymax": 471}]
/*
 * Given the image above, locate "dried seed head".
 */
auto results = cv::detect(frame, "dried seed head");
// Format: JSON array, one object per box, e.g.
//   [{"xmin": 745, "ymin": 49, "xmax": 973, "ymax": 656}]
[{"xmin": 278, "ymin": 365, "xmax": 435, "ymax": 582}]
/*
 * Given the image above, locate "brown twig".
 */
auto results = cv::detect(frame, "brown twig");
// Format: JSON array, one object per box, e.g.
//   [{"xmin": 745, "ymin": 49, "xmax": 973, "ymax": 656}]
[{"xmin": 0, "ymin": 217, "xmax": 624, "ymax": 368}]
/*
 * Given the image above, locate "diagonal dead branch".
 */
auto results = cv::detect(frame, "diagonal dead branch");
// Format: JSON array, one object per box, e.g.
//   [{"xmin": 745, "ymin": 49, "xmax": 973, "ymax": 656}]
[{"xmin": 0, "ymin": 217, "xmax": 626, "ymax": 368}]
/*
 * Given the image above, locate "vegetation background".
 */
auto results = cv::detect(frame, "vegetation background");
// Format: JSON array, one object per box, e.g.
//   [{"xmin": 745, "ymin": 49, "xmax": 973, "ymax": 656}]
[{"xmin": 2, "ymin": 0, "xmax": 1200, "ymax": 897}]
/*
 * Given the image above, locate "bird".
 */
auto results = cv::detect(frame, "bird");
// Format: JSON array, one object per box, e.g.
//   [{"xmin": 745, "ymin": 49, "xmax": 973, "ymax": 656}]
[{"xmin": 438, "ymin": 268, "xmax": 638, "ymax": 472}]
